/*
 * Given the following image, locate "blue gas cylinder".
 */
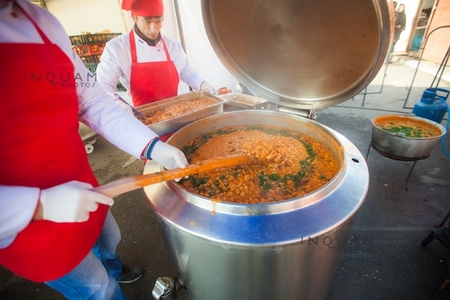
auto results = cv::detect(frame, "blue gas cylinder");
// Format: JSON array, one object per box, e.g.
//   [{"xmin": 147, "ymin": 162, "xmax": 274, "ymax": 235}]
[{"xmin": 412, "ymin": 88, "xmax": 449, "ymax": 123}]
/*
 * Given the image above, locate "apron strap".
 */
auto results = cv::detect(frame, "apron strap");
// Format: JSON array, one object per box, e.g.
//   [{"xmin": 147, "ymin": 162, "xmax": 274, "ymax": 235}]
[
  {"xmin": 130, "ymin": 29, "xmax": 138, "ymax": 63},
  {"xmin": 160, "ymin": 37, "xmax": 171, "ymax": 61},
  {"xmin": 15, "ymin": 2, "xmax": 52, "ymax": 45},
  {"xmin": 129, "ymin": 29, "xmax": 172, "ymax": 63}
]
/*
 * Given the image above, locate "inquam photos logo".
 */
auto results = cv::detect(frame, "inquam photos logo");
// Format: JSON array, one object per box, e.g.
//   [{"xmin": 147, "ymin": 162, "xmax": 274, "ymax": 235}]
[{"xmin": 23, "ymin": 71, "xmax": 97, "ymax": 88}]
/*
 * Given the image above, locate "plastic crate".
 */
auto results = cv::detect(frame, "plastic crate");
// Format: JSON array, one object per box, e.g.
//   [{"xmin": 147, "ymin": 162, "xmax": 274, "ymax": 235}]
[
  {"xmin": 70, "ymin": 35, "xmax": 87, "ymax": 45},
  {"xmin": 87, "ymin": 44, "xmax": 104, "ymax": 55},
  {"xmin": 84, "ymin": 62, "xmax": 98, "ymax": 74},
  {"xmin": 69, "ymin": 33, "xmax": 122, "ymax": 46},
  {"xmin": 81, "ymin": 55, "xmax": 101, "ymax": 64},
  {"xmin": 72, "ymin": 44, "xmax": 105, "ymax": 57}
]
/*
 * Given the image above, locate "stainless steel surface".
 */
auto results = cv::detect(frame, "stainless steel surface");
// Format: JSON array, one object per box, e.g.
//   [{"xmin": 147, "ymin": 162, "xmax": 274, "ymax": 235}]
[
  {"xmin": 371, "ymin": 114, "xmax": 446, "ymax": 159},
  {"xmin": 201, "ymin": 0, "xmax": 394, "ymax": 109},
  {"xmin": 276, "ymin": 105, "xmax": 316, "ymax": 119},
  {"xmin": 135, "ymin": 92, "xmax": 225, "ymax": 136},
  {"xmin": 143, "ymin": 111, "xmax": 369, "ymax": 300},
  {"xmin": 219, "ymin": 93, "xmax": 270, "ymax": 110},
  {"xmin": 152, "ymin": 277, "xmax": 176, "ymax": 300}
]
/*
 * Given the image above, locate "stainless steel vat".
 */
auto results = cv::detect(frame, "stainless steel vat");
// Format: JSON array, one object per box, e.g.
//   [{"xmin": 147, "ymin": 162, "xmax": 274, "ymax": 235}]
[
  {"xmin": 143, "ymin": 0, "xmax": 393, "ymax": 298},
  {"xmin": 144, "ymin": 111, "xmax": 369, "ymax": 300}
]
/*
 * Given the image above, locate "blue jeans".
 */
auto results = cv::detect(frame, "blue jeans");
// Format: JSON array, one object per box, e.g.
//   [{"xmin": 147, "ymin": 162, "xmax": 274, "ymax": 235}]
[{"xmin": 45, "ymin": 211, "xmax": 127, "ymax": 300}]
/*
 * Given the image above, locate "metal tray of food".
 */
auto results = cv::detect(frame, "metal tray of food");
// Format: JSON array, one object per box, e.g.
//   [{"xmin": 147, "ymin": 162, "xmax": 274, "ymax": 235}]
[
  {"xmin": 135, "ymin": 91, "xmax": 225, "ymax": 136},
  {"xmin": 219, "ymin": 93, "xmax": 270, "ymax": 111}
]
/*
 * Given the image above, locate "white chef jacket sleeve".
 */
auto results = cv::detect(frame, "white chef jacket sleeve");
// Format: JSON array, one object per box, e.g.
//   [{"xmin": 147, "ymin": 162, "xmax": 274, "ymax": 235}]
[
  {"xmin": 0, "ymin": 186, "xmax": 40, "ymax": 249},
  {"xmin": 77, "ymin": 82, "xmax": 157, "ymax": 159},
  {"xmin": 96, "ymin": 36, "xmax": 132, "ymax": 97}
]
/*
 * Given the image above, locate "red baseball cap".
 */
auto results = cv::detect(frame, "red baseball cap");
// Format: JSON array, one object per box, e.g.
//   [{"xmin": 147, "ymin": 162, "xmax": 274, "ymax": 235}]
[{"xmin": 122, "ymin": 0, "xmax": 163, "ymax": 16}]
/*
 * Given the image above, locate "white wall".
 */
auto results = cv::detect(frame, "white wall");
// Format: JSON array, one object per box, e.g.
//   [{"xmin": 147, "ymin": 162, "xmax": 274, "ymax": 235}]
[{"xmin": 46, "ymin": 0, "xmax": 128, "ymax": 35}]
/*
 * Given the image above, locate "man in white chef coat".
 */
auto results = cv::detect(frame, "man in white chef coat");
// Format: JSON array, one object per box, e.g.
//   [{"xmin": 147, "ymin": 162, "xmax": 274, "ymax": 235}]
[
  {"xmin": 96, "ymin": 0, "xmax": 217, "ymax": 108},
  {"xmin": 0, "ymin": 0, "xmax": 188, "ymax": 299}
]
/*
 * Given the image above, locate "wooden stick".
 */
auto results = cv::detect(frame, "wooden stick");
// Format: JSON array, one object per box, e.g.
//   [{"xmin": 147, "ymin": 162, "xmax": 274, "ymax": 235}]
[{"xmin": 93, "ymin": 155, "xmax": 250, "ymax": 198}]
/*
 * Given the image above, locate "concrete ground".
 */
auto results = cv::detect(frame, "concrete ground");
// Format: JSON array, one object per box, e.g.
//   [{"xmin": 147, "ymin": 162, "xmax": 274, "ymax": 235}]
[{"xmin": 1, "ymin": 56, "xmax": 450, "ymax": 300}]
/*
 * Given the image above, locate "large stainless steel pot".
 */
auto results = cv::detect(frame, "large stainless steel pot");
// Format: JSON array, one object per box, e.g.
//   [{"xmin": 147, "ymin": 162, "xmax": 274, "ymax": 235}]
[
  {"xmin": 371, "ymin": 114, "xmax": 446, "ymax": 159},
  {"xmin": 144, "ymin": 0, "xmax": 393, "ymax": 298},
  {"xmin": 144, "ymin": 111, "xmax": 369, "ymax": 300}
]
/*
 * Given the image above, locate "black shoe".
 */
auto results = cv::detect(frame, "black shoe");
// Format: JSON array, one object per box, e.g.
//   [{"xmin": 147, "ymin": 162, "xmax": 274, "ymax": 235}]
[{"xmin": 117, "ymin": 265, "xmax": 144, "ymax": 284}]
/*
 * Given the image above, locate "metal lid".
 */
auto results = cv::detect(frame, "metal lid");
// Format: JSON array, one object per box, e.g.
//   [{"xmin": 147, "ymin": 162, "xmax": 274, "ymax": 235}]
[{"xmin": 202, "ymin": 0, "xmax": 393, "ymax": 109}]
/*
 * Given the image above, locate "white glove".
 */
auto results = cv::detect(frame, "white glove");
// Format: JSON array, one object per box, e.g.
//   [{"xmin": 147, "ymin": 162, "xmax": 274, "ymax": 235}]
[
  {"xmin": 114, "ymin": 99, "xmax": 133, "ymax": 114},
  {"xmin": 150, "ymin": 141, "xmax": 189, "ymax": 170},
  {"xmin": 201, "ymin": 81, "xmax": 217, "ymax": 95},
  {"xmin": 40, "ymin": 181, "xmax": 114, "ymax": 223}
]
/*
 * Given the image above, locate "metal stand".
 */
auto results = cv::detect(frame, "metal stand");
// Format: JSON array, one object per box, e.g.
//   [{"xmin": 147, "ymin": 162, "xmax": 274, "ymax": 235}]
[
  {"xmin": 404, "ymin": 25, "xmax": 450, "ymax": 109},
  {"xmin": 421, "ymin": 211, "xmax": 450, "ymax": 299},
  {"xmin": 351, "ymin": 58, "xmax": 390, "ymax": 107},
  {"xmin": 365, "ymin": 142, "xmax": 429, "ymax": 190}
]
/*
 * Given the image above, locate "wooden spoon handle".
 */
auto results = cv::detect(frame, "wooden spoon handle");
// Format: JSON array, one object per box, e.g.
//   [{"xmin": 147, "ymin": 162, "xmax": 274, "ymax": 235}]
[{"xmin": 93, "ymin": 155, "xmax": 250, "ymax": 198}]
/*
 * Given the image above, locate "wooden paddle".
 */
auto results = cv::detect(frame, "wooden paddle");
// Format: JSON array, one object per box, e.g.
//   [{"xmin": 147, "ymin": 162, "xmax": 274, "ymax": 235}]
[{"xmin": 93, "ymin": 155, "xmax": 251, "ymax": 198}]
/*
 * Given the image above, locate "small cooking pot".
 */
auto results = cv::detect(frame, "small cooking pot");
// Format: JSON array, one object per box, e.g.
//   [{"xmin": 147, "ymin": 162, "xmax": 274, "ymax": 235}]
[{"xmin": 371, "ymin": 114, "xmax": 446, "ymax": 159}]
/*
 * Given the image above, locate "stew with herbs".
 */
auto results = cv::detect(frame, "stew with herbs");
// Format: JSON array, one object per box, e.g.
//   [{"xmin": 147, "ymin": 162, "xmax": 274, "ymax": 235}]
[
  {"xmin": 374, "ymin": 115, "xmax": 442, "ymax": 138},
  {"xmin": 177, "ymin": 125, "xmax": 340, "ymax": 204}
]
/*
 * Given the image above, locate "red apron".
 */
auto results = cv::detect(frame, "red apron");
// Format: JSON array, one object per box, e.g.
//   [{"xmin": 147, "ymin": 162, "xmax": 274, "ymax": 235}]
[
  {"xmin": 0, "ymin": 5, "xmax": 108, "ymax": 282},
  {"xmin": 129, "ymin": 31, "xmax": 180, "ymax": 141},
  {"xmin": 129, "ymin": 30, "xmax": 179, "ymax": 107}
]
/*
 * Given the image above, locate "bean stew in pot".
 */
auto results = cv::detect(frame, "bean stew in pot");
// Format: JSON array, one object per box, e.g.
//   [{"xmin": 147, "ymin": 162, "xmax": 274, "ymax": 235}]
[{"xmin": 177, "ymin": 125, "xmax": 340, "ymax": 204}]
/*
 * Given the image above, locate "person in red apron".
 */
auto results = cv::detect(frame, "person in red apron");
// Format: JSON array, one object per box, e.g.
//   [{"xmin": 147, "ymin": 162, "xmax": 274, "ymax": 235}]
[
  {"xmin": 0, "ymin": 1, "xmax": 188, "ymax": 299},
  {"xmin": 96, "ymin": 0, "xmax": 219, "ymax": 141},
  {"xmin": 96, "ymin": 0, "xmax": 218, "ymax": 107}
]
